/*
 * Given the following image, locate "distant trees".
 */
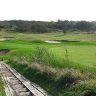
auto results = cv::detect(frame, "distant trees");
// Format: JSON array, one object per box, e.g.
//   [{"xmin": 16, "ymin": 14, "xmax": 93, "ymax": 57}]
[
  {"xmin": 0, "ymin": 20, "xmax": 96, "ymax": 33},
  {"xmin": 54, "ymin": 20, "xmax": 75, "ymax": 34},
  {"xmin": 0, "ymin": 25, "xmax": 4, "ymax": 31},
  {"xmin": 55, "ymin": 20, "xmax": 68, "ymax": 34},
  {"xmin": 59, "ymin": 20, "xmax": 71, "ymax": 34},
  {"xmin": 75, "ymin": 21, "xmax": 92, "ymax": 31},
  {"xmin": 31, "ymin": 21, "xmax": 48, "ymax": 33}
]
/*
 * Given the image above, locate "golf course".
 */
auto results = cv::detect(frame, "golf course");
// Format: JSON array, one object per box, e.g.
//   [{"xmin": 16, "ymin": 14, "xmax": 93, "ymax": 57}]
[{"xmin": 0, "ymin": 31, "xmax": 96, "ymax": 96}]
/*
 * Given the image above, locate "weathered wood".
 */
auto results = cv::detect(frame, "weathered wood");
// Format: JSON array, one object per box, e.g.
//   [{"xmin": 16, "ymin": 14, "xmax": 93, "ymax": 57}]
[{"xmin": 0, "ymin": 62, "xmax": 51, "ymax": 96}]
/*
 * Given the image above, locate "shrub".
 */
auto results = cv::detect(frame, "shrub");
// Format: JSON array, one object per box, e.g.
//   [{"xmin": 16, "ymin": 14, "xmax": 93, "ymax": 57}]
[
  {"xmin": 83, "ymin": 88, "xmax": 96, "ymax": 96},
  {"xmin": 57, "ymin": 72, "xmax": 78, "ymax": 87}
]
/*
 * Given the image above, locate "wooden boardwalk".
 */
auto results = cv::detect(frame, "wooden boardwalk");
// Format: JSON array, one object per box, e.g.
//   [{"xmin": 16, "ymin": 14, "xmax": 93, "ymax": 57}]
[{"xmin": 0, "ymin": 62, "xmax": 51, "ymax": 96}]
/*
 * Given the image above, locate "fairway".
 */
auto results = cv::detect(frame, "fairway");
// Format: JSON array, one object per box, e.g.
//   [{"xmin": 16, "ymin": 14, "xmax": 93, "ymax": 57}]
[{"xmin": 51, "ymin": 43, "xmax": 96, "ymax": 70}]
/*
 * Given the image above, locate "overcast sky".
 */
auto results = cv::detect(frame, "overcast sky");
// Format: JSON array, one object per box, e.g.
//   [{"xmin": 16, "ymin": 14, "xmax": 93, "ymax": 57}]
[{"xmin": 0, "ymin": 0, "xmax": 96, "ymax": 21}]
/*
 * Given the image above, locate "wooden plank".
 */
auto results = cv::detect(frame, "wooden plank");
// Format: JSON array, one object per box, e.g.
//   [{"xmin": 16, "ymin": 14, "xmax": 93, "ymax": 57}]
[{"xmin": 3, "ymin": 62, "xmax": 51, "ymax": 96}]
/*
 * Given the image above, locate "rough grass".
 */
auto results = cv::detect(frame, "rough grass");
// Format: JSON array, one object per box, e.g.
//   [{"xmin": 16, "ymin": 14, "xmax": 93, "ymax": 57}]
[
  {"xmin": 0, "ymin": 77, "xmax": 6, "ymax": 96},
  {"xmin": 7, "ymin": 60, "xmax": 96, "ymax": 96},
  {"xmin": 1, "ymin": 31, "xmax": 96, "ymax": 41}
]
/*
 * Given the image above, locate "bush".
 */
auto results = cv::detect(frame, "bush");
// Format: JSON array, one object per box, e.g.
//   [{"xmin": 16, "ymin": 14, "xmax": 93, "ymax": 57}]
[
  {"xmin": 83, "ymin": 88, "xmax": 96, "ymax": 96},
  {"xmin": 57, "ymin": 72, "xmax": 78, "ymax": 87}
]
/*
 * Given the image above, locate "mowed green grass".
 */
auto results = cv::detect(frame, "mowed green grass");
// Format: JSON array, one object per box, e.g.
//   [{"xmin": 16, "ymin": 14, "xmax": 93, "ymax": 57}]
[{"xmin": 0, "ymin": 31, "xmax": 96, "ymax": 73}]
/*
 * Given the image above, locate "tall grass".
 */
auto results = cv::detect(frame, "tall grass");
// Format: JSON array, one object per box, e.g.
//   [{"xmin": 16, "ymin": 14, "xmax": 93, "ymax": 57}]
[
  {"xmin": 7, "ymin": 60, "xmax": 96, "ymax": 96},
  {"xmin": 33, "ymin": 46, "xmax": 59, "ymax": 66},
  {"xmin": 0, "ymin": 77, "xmax": 6, "ymax": 96}
]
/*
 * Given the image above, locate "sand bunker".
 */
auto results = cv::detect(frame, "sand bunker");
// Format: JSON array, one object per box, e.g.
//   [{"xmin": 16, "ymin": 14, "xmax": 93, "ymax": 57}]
[
  {"xmin": 45, "ymin": 40, "xmax": 80, "ymax": 43},
  {"xmin": 0, "ymin": 37, "xmax": 15, "ymax": 41}
]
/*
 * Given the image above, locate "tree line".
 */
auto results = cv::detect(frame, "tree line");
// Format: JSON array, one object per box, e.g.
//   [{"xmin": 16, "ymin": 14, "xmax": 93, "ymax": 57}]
[{"xmin": 0, "ymin": 20, "xmax": 96, "ymax": 33}]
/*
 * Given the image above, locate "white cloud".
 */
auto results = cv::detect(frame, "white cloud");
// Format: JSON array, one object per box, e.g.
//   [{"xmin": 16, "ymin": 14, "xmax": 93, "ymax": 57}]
[{"xmin": 0, "ymin": 0, "xmax": 96, "ymax": 21}]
